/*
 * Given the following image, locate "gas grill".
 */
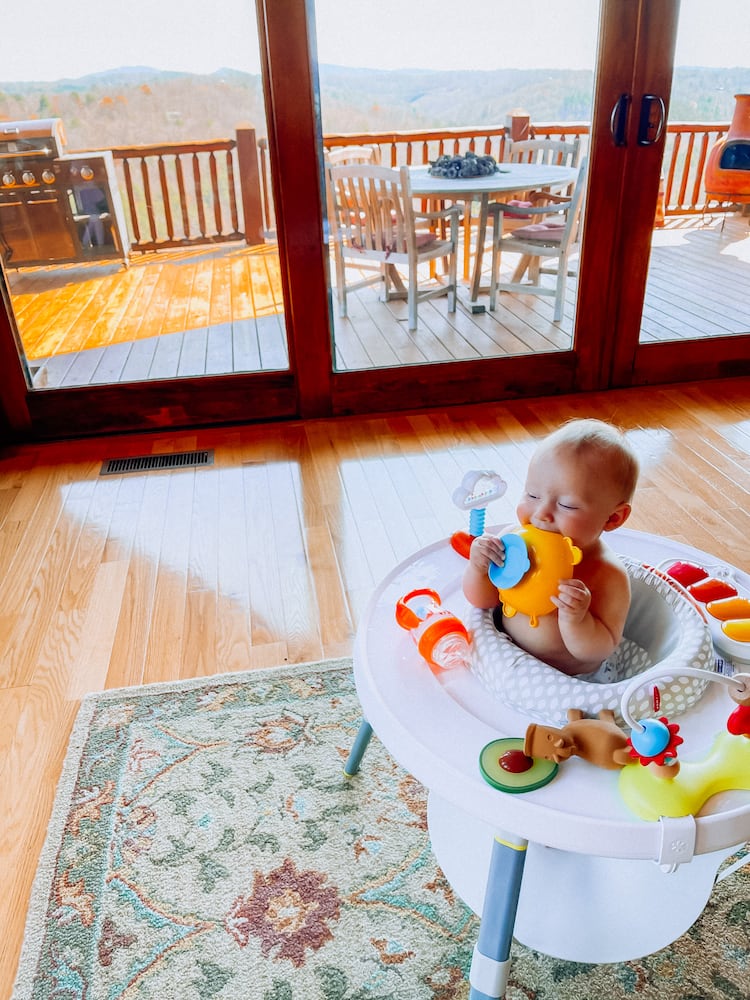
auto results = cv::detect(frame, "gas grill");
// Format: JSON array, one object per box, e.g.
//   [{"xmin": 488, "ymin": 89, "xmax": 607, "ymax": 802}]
[{"xmin": 0, "ymin": 118, "xmax": 129, "ymax": 267}]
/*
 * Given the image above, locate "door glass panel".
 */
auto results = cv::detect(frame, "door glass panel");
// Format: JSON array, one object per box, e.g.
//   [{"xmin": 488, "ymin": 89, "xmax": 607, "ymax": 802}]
[
  {"xmin": 0, "ymin": 2, "xmax": 287, "ymax": 390},
  {"xmin": 313, "ymin": 0, "xmax": 599, "ymax": 372},
  {"xmin": 640, "ymin": 0, "xmax": 750, "ymax": 345}
]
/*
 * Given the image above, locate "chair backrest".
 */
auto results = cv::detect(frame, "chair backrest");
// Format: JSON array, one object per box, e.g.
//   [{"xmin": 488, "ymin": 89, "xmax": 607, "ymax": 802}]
[
  {"xmin": 561, "ymin": 156, "xmax": 588, "ymax": 246},
  {"xmin": 506, "ymin": 137, "xmax": 581, "ymax": 168},
  {"xmin": 508, "ymin": 157, "xmax": 588, "ymax": 251},
  {"xmin": 327, "ymin": 163, "xmax": 415, "ymax": 257},
  {"xmin": 325, "ymin": 144, "xmax": 381, "ymax": 166},
  {"xmin": 548, "ymin": 156, "xmax": 588, "ymax": 249}
]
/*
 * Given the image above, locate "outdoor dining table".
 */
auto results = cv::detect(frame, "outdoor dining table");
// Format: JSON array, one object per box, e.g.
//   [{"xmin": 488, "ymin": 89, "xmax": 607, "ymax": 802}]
[{"xmin": 409, "ymin": 162, "xmax": 578, "ymax": 310}]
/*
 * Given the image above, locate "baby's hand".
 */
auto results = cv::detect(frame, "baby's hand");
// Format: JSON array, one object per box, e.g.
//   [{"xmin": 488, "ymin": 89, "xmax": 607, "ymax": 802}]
[
  {"xmin": 469, "ymin": 533, "xmax": 506, "ymax": 575},
  {"xmin": 552, "ymin": 578, "xmax": 591, "ymax": 623}
]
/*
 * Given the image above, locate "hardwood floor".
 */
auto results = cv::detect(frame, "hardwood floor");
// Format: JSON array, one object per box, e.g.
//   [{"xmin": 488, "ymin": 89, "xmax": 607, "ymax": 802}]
[
  {"xmin": 2, "ymin": 378, "xmax": 750, "ymax": 992},
  {"xmin": 7, "ymin": 213, "xmax": 749, "ymax": 387}
]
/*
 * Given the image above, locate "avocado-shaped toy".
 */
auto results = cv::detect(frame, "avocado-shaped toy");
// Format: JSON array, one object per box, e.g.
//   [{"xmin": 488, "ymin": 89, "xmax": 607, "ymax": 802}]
[{"xmin": 479, "ymin": 737, "xmax": 558, "ymax": 793}]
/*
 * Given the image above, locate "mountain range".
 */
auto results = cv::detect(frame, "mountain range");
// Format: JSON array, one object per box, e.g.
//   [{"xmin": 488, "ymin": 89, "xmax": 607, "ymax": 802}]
[{"xmin": 0, "ymin": 64, "xmax": 747, "ymax": 150}]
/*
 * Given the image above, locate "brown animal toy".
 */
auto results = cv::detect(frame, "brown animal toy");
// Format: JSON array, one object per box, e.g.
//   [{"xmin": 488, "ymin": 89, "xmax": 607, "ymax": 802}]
[{"xmin": 524, "ymin": 708, "xmax": 632, "ymax": 770}]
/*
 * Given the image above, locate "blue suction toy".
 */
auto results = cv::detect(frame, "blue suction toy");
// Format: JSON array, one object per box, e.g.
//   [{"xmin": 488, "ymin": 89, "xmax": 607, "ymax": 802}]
[{"xmin": 488, "ymin": 534, "xmax": 530, "ymax": 589}]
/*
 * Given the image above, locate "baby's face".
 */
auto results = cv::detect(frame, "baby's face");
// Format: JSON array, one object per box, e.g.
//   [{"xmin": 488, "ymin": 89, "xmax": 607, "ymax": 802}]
[{"xmin": 516, "ymin": 443, "xmax": 625, "ymax": 549}]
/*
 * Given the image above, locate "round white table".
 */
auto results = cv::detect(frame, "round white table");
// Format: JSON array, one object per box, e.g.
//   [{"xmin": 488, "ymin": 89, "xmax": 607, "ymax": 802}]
[
  {"xmin": 349, "ymin": 527, "xmax": 750, "ymax": 999},
  {"xmin": 409, "ymin": 163, "xmax": 578, "ymax": 306}
]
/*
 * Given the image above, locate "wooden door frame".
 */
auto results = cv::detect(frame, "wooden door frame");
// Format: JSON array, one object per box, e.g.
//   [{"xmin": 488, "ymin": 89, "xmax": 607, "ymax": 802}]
[
  {"xmin": 580, "ymin": 0, "xmax": 750, "ymax": 390},
  {"xmin": 0, "ymin": 0, "xmax": 335, "ymax": 441}
]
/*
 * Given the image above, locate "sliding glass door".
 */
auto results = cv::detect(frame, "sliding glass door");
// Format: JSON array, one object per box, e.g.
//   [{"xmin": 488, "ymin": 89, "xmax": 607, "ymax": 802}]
[
  {"xmin": 1, "ymin": 0, "xmax": 746, "ymax": 440},
  {"xmin": 313, "ymin": 0, "xmax": 607, "ymax": 413},
  {"xmin": 0, "ymin": 0, "xmax": 316, "ymax": 438},
  {"xmin": 578, "ymin": 0, "xmax": 750, "ymax": 389}
]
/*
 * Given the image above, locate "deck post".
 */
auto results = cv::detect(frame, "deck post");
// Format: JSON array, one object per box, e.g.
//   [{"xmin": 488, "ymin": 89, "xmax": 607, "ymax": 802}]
[{"xmin": 236, "ymin": 124, "xmax": 266, "ymax": 246}]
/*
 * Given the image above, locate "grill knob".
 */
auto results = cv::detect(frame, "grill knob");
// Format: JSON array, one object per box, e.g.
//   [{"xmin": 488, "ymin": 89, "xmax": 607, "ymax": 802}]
[
  {"xmin": 22, "ymin": 171, "xmax": 36, "ymax": 185},
  {"xmin": 42, "ymin": 169, "xmax": 55, "ymax": 184},
  {"xmin": 80, "ymin": 165, "xmax": 94, "ymax": 181},
  {"xmin": 2, "ymin": 172, "xmax": 15, "ymax": 186}
]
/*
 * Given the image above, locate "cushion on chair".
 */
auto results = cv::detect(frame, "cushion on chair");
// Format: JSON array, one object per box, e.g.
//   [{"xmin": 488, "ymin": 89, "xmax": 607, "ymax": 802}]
[
  {"xmin": 352, "ymin": 230, "xmax": 437, "ymax": 254},
  {"xmin": 505, "ymin": 198, "xmax": 534, "ymax": 219},
  {"xmin": 509, "ymin": 220, "xmax": 566, "ymax": 240},
  {"xmin": 413, "ymin": 231, "xmax": 439, "ymax": 247}
]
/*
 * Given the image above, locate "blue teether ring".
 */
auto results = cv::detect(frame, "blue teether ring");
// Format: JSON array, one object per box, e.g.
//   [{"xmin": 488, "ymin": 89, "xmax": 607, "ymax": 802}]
[{"xmin": 488, "ymin": 534, "xmax": 531, "ymax": 589}]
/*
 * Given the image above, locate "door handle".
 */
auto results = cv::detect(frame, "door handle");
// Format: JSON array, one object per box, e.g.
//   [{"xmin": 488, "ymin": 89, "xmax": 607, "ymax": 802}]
[
  {"xmin": 610, "ymin": 93, "xmax": 631, "ymax": 147},
  {"xmin": 638, "ymin": 94, "xmax": 666, "ymax": 146}
]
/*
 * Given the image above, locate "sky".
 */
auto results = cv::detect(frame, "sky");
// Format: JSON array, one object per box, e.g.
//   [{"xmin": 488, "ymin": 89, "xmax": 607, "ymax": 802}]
[{"xmin": 0, "ymin": 0, "xmax": 748, "ymax": 82}]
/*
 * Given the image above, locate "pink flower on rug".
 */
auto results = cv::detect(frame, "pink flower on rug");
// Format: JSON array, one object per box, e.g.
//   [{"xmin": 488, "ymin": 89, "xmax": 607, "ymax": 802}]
[
  {"xmin": 224, "ymin": 858, "xmax": 341, "ymax": 966},
  {"xmin": 243, "ymin": 713, "xmax": 311, "ymax": 754}
]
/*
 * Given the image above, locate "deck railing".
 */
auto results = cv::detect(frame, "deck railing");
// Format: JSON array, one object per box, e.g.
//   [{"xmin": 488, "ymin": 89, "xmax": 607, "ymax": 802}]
[
  {"xmin": 107, "ymin": 121, "xmax": 730, "ymax": 252},
  {"xmin": 109, "ymin": 125, "xmax": 265, "ymax": 252}
]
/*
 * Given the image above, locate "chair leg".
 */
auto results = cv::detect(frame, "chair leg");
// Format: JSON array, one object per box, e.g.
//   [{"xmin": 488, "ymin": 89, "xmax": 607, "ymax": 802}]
[
  {"xmin": 335, "ymin": 249, "xmax": 348, "ymax": 317},
  {"xmin": 447, "ymin": 249, "xmax": 457, "ymax": 314},
  {"xmin": 511, "ymin": 255, "xmax": 531, "ymax": 283},
  {"xmin": 468, "ymin": 834, "xmax": 528, "ymax": 999},
  {"xmin": 488, "ymin": 218, "xmax": 501, "ymax": 311},
  {"xmin": 408, "ymin": 257, "xmax": 419, "ymax": 330},
  {"xmin": 553, "ymin": 251, "xmax": 568, "ymax": 322},
  {"xmin": 463, "ymin": 209, "xmax": 473, "ymax": 282},
  {"xmin": 343, "ymin": 720, "xmax": 373, "ymax": 777}
]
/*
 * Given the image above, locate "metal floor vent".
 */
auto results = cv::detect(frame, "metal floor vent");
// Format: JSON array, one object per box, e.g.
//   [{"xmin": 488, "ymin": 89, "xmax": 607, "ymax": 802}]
[{"xmin": 100, "ymin": 449, "xmax": 214, "ymax": 476}]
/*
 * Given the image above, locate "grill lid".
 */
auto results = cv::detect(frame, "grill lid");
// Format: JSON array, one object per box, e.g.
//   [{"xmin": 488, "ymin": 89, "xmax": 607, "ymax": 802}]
[{"xmin": 0, "ymin": 119, "xmax": 66, "ymax": 159}]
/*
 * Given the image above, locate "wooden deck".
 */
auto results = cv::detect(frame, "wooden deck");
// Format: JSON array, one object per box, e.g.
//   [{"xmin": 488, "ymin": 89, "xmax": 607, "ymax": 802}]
[{"xmin": 7, "ymin": 212, "xmax": 749, "ymax": 388}]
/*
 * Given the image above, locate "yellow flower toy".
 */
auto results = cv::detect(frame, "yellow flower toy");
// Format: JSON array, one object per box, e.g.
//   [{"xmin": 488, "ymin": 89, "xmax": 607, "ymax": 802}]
[{"xmin": 488, "ymin": 524, "xmax": 582, "ymax": 627}]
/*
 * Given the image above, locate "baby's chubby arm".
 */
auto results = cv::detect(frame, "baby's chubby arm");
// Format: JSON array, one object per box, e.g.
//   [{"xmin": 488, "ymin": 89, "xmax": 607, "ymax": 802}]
[
  {"xmin": 463, "ymin": 533, "xmax": 506, "ymax": 608},
  {"xmin": 551, "ymin": 566, "xmax": 630, "ymax": 669}
]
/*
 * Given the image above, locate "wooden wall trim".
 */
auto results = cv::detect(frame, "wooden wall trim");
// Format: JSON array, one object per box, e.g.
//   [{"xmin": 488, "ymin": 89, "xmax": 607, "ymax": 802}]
[
  {"xmin": 631, "ymin": 338, "xmax": 750, "ymax": 385},
  {"xmin": 25, "ymin": 373, "xmax": 297, "ymax": 440},
  {"xmin": 331, "ymin": 353, "xmax": 577, "ymax": 415},
  {"xmin": 0, "ymin": 278, "xmax": 32, "ymax": 439}
]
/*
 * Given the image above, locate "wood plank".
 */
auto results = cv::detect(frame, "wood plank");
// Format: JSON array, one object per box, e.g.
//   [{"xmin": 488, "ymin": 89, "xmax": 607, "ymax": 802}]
[
  {"xmin": 5, "ymin": 380, "xmax": 750, "ymax": 997},
  {"xmin": 4, "ymin": 215, "xmax": 749, "ymax": 384}
]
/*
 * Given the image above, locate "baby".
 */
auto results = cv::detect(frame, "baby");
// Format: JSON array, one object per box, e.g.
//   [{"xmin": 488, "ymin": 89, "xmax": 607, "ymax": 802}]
[{"xmin": 463, "ymin": 419, "xmax": 639, "ymax": 677}]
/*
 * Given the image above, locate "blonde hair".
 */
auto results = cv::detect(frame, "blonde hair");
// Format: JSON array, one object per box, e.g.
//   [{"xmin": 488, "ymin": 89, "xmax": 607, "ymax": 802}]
[{"xmin": 539, "ymin": 418, "xmax": 639, "ymax": 502}]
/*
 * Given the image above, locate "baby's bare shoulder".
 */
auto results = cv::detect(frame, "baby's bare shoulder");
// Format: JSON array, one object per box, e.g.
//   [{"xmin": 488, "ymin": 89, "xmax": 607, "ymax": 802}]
[{"xmin": 583, "ymin": 549, "xmax": 630, "ymax": 594}]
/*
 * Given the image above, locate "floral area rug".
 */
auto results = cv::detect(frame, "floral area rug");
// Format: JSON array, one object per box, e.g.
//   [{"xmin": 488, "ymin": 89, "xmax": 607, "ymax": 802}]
[{"xmin": 13, "ymin": 659, "xmax": 749, "ymax": 999}]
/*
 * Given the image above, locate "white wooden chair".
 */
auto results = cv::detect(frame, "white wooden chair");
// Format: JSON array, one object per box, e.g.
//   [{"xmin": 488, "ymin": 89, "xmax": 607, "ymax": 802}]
[
  {"xmin": 499, "ymin": 137, "xmax": 582, "ymax": 232},
  {"xmin": 325, "ymin": 145, "xmax": 381, "ymax": 166},
  {"xmin": 487, "ymin": 158, "xmax": 587, "ymax": 323},
  {"xmin": 461, "ymin": 138, "xmax": 582, "ymax": 279},
  {"xmin": 324, "ymin": 146, "xmax": 384, "ymax": 311},
  {"xmin": 327, "ymin": 163, "xmax": 459, "ymax": 330},
  {"xmin": 505, "ymin": 137, "xmax": 581, "ymax": 168}
]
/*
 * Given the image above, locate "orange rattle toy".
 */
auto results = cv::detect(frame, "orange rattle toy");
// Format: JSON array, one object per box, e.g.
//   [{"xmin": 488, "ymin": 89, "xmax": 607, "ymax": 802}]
[{"xmin": 488, "ymin": 524, "xmax": 582, "ymax": 627}]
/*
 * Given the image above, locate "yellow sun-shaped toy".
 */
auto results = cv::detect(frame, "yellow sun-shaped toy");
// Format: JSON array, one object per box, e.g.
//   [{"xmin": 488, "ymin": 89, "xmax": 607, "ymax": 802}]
[{"xmin": 488, "ymin": 524, "xmax": 582, "ymax": 627}]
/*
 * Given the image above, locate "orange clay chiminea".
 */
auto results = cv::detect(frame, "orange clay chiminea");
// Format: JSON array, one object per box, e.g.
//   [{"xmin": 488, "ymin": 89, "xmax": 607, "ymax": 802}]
[{"xmin": 704, "ymin": 94, "xmax": 750, "ymax": 203}]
